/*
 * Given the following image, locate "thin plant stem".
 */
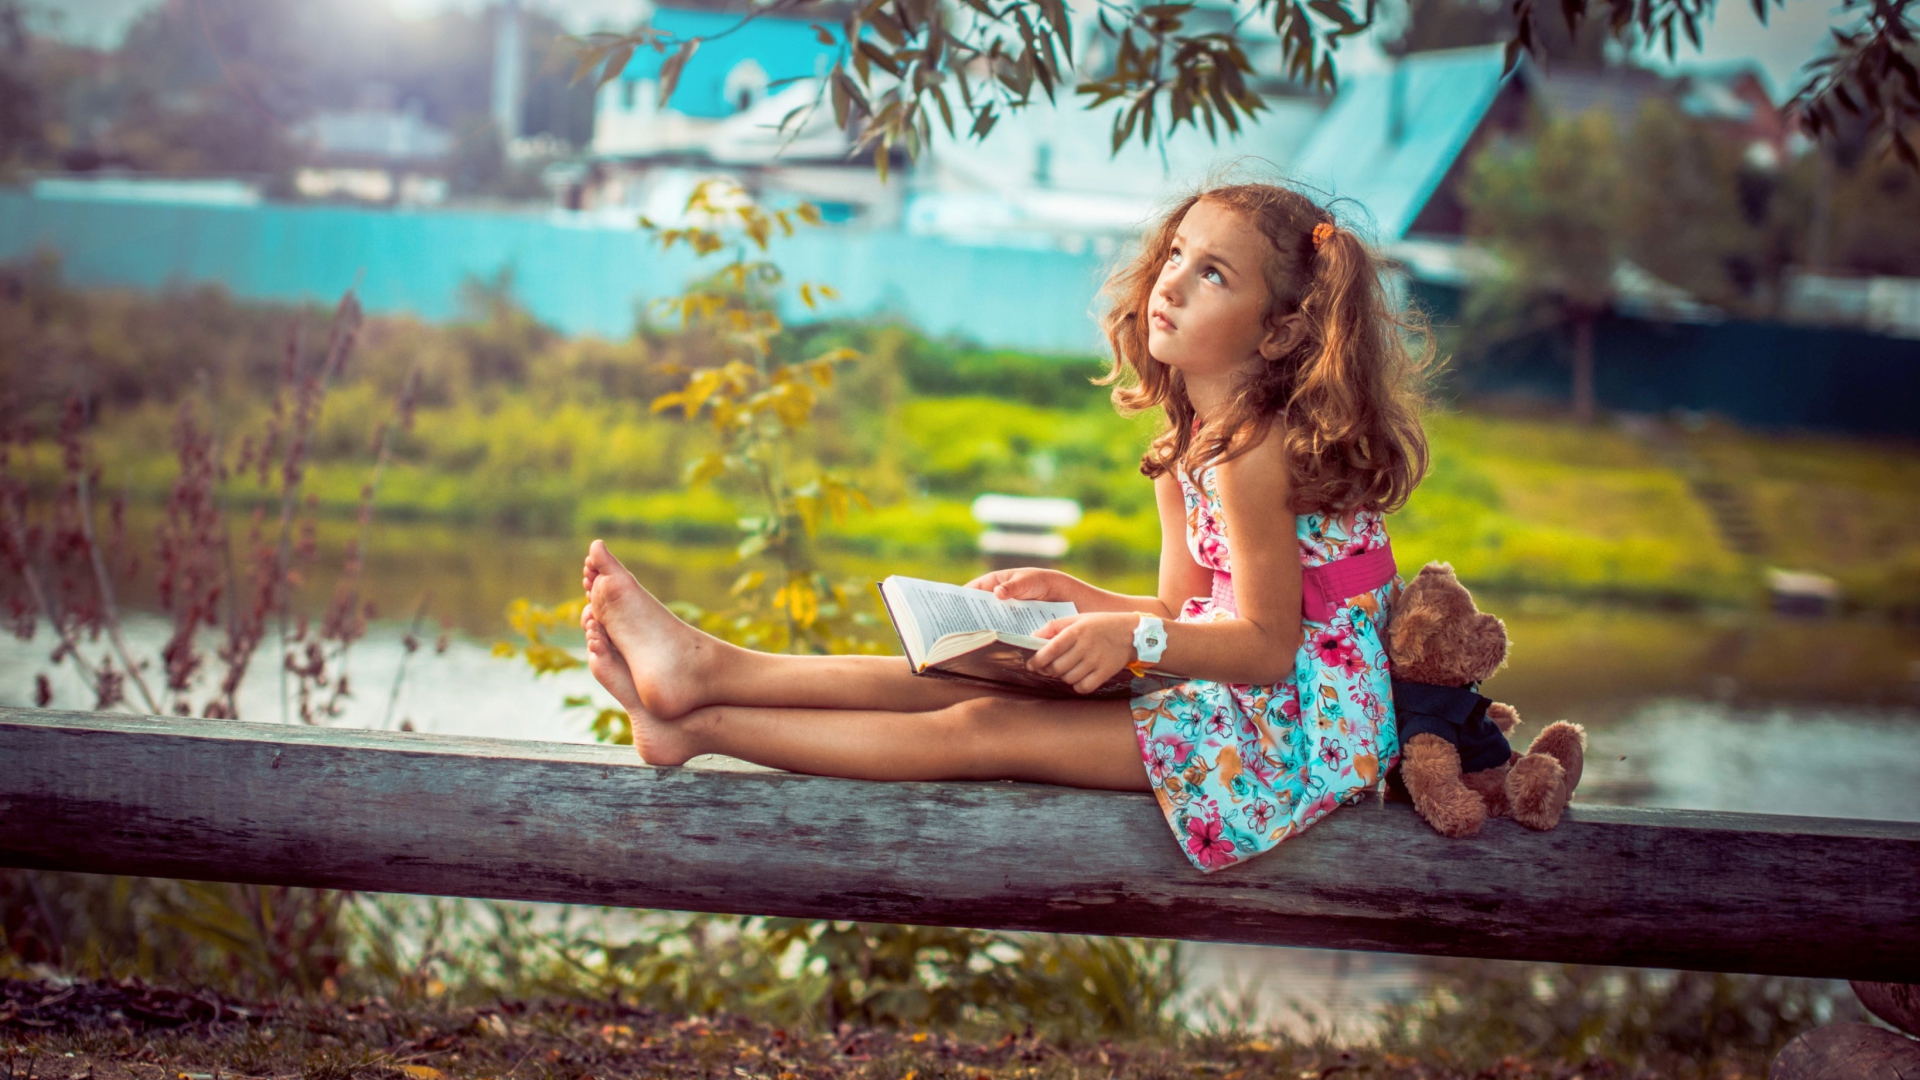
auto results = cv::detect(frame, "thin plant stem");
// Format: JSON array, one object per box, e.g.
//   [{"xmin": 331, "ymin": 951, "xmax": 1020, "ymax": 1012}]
[
  {"xmin": 381, "ymin": 592, "xmax": 433, "ymax": 731},
  {"xmin": 73, "ymin": 465, "xmax": 162, "ymax": 714},
  {"xmin": 0, "ymin": 496, "xmax": 103, "ymax": 699}
]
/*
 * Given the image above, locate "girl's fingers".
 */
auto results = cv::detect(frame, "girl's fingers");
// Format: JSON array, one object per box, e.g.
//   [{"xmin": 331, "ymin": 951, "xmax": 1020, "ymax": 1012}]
[
  {"xmin": 1060, "ymin": 659, "xmax": 1098, "ymax": 690},
  {"xmin": 1029, "ymin": 634, "xmax": 1076, "ymax": 673}
]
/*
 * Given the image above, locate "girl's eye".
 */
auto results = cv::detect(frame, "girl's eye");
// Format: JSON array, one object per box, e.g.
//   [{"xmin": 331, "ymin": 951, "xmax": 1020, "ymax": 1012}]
[
  {"xmin": 1167, "ymin": 248, "xmax": 1183, "ymax": 265},
  {"xmin": 1203, "ymin": 268, "xmax": 1224, "ymax": 285}
]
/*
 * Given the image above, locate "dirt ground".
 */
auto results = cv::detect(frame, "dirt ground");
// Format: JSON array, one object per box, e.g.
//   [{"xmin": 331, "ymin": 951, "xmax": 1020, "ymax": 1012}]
[{"xmin": 0, "ymin": 978, "xmax": 1687, "ymax": 1080}]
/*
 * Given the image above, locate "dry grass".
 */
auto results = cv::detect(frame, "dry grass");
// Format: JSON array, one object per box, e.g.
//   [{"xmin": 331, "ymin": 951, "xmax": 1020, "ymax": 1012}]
[{"xmin": 1, "ymin": 979, "xmax": 1755, "ymax": 1080}]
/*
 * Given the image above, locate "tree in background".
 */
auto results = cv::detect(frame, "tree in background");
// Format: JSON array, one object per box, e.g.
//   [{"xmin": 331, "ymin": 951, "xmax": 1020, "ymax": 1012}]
[
  {"xmin": 12, "ymin": 0, "xmax": 593, "ymax": 190},
  {"xmin": 574, "ymin": 0, "xmax": 1916, "ymax": 172},
  {"xmin": 1382, "ymin": 0, "xmax": 1609, "ymax": 66},
  {"xmin": 1461, "ymin": 111, "xmax": 1624, "ymax": 423},
  {"xmin": 1622, "ymin": 99, "xmax": 1801, "ymax": 316}
]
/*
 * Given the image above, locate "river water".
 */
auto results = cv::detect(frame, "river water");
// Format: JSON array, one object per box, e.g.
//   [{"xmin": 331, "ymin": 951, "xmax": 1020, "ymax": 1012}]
[{"xmin": 5, "ymin": 523, "xmax": 1919, "ymax": 1036}]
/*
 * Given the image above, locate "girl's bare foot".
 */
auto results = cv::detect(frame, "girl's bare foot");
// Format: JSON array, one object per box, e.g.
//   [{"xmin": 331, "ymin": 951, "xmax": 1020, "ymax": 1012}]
[
  {"xmin": 583, "ymin": 539, "xmax": 721, "ymax": 720},
  {"xmin": 584, "ymin": 612, "xmax": 697, "ymax": 767}
]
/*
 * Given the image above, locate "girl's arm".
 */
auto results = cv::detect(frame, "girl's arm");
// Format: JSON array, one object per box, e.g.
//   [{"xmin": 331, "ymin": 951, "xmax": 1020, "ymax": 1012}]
[
  {"xmin": 964, "ymin": 472, "xmax": 1209, "ymax": 617},
  {"xmin": 1027, "ymin": 437, "xmax": 1303, "ymax": 692}
]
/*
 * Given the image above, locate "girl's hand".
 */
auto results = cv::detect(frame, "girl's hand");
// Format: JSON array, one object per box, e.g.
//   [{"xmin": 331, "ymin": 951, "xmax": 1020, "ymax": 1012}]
[
  {"xmin": 1028, "ymin": 612, "xmax": 1138, "ymax": 695},
  {"xmin": 966, "ymin": 566, "xmax": 1074, "ymax": 603}
]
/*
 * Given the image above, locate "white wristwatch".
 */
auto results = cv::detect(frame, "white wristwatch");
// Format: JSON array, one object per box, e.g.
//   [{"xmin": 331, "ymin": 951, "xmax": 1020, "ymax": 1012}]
[{"xmin": 1133, "ymin": 615, "xmax": 1168, "ymax": 665}]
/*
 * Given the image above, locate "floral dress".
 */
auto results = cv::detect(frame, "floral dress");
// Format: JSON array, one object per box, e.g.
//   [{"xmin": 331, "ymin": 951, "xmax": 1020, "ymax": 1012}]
[{"xmin": 1130, "ymin": 464, "xmax": 1399, "ymax": 873}]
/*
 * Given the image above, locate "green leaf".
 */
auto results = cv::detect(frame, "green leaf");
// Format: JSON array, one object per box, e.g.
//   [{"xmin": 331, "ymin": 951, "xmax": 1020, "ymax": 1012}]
[
  {"xmin": 658, "ymin": 39, "xmax": 701, "ymax": 108},
  {"xmin": 598, "ymin": 42, "xmax": 636, "ymax": 88}
]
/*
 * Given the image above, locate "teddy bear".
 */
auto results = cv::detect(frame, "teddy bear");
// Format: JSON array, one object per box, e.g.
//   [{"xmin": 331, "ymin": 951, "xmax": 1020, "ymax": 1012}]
[{"xmin": 1382, "ymin": 562, "xmax": 1586, "ymax": 837}]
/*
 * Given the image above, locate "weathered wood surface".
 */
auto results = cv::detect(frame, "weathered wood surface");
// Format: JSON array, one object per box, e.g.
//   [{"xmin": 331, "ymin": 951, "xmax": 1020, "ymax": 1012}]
[
  {"xmin": 1855, "ymin": 983, "xmax": 1920, "ymax": 1038},
  {"xmin": 3, "ymin": 706, "xmax": 1918, "ymax": 981},
  {"xmin": 1768, "ymin": 1022, "xmax": 1920, "ymax": 1080}
]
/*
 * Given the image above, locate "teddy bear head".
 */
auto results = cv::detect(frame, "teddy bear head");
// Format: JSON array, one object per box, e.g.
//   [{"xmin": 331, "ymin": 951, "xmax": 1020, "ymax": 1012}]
[{"xmin": 1384, "ymin": 562, "xmax": 1508, "ymax": 687}]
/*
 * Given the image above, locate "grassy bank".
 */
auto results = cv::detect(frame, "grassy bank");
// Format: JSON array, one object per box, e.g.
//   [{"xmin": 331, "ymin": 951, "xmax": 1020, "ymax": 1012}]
[{"xmin": 31, "ymin": 389, "xmax": 1918, "ymax": 613}]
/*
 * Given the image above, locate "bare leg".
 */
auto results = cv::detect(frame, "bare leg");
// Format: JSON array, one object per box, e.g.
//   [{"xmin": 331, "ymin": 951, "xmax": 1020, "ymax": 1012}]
[
  {"xmin": 584, "ymin": 540, "xmax": 1010, "ymax": 718},
  {"xmin": 638, "ymin": 694, "xmax": 1151, "ymax": 790},
  {"xmin": 582, "ymin": 546, "xmax": 1151, "ymax": 787}
]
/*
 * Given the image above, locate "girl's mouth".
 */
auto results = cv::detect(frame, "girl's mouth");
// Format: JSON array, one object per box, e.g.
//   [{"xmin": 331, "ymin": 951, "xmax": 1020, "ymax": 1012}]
[{"xmin": 1150, "ymin": 310, "xmax": 1175, "ymax": 331}]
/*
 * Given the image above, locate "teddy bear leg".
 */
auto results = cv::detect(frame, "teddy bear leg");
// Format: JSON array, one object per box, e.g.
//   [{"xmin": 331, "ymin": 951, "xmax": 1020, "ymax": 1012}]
[
  {"xmin": 1508, "ymin": 753, "xmax": 1570, "ymax": 830},
  {"xmin": 1525, "ymin": 720, "xmax": 1587, "ymax": 794},
  {"xmin": 1399, "ymin": 733, "xmax": 1487, "ymax": 838},
  {"xmin": 1461, "ymin": 762, "xmax": 1512, "ymax": 818}
]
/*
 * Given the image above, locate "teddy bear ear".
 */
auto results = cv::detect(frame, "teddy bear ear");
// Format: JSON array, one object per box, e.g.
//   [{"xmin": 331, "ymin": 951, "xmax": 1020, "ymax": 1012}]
[
  {"xmin": 1463, "ymin": 613, "xmax": 1509, "ymax": 679},
  {"xmin": 1385, "ymin": 604, "xmax": 1438, "ymax": 665}
]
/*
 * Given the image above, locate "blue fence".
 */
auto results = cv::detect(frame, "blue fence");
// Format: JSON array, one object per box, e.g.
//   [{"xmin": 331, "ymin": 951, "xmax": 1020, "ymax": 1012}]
[
  {"xmin": 1410, "ymin": 282, "xmax": 1920, "ymax": 440},
  {"xmin": 0, "ymin": 190, "xmax": 1113, "ymax": 352}
]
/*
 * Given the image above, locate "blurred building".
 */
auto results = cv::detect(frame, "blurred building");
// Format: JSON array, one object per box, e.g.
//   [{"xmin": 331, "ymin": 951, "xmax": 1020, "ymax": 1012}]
[
  {"xmin": 578, "ymin": 3, "xmax": 892, "ymax": 224},
  {"xmin": 293, "ymin": 85, "xmax": 455, "ymax": 207},
  {"xmin": 1296, "ymin": 46, "xmax": 1790, "ymax": 243}
]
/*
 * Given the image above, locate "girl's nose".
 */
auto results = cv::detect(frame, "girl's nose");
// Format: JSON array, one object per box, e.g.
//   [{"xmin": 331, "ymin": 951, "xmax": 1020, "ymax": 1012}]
[{"xmin": 1155, "ymin": 270, "xmax": 1184, "ymax": 307}]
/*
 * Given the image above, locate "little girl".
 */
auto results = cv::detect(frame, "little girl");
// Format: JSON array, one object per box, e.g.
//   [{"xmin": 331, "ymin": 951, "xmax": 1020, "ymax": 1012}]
[{"xmin": 580, "ymin": 182, "xmax": 1429, "ymax": 873}]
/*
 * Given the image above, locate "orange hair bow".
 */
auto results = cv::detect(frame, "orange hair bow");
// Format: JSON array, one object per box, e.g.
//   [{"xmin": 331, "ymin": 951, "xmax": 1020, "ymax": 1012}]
[{"xmin": 1312, "ymin": 222, "xmax": 1336, "ymax": 250}]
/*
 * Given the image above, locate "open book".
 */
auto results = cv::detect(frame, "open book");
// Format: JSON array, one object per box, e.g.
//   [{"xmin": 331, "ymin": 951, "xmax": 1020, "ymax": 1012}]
[{"xmin": 877, "ymin": 576, "xmax": 1172, "ymax": 699}]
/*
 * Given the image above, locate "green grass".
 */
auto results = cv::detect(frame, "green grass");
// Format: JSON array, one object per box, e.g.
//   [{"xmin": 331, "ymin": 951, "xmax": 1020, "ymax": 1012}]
[{"xmin": 31, "ymin": 386, "xmax": 1920, "ymax": 612}]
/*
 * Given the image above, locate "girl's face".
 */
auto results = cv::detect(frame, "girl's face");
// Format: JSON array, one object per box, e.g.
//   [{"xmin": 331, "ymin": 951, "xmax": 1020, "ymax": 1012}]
[{"xmin": 1146, "ymin": 200, "xmax": 1289, "ymax": 399}]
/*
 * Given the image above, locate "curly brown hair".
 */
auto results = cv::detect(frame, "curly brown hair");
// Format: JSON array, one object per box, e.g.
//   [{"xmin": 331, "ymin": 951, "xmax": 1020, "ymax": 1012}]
[{"xmin": 1099, "ymin": 184, "xmax": 1432, "ymax": 515}]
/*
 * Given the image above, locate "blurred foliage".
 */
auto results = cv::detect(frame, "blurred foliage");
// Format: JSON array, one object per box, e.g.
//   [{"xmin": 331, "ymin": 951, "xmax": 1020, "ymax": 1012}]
[
  {"xmin": 1461, "ymin": 96, "xmax": 1920, "ymax": 329},
  {"xmin": 3, "ymin": 0, "xmax": 590, "ymax": 192},
  {"xmin": 633, "ymin": 180, "xmax": 877, "ymax": 655},
  {"xmin": 1, "ymin": 871, "xmax": 1180, "ymax": 1040},
  {"xmin": 1, "ymin": 868, "xmax": 1863, "ymax": 1064},
  {"xmin": 1379, "ymin": 957, "xmax": 1863, "ymax": 1068}
]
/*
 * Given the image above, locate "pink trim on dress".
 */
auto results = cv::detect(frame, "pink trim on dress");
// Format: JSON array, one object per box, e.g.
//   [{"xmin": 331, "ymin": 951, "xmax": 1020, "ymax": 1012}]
[
  {"xmin": 1207, "ymin": 540, "xmax": 1396, "ymax": 624},
  {"xmin": 1300, "ymin": 541, "xmax": 1397, "ymax": 623}
]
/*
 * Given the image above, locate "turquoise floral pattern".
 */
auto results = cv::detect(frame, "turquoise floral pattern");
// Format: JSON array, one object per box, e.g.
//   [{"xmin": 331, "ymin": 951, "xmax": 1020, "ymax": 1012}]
[{"xmin": 1131, "ymin": 465, "xmax": 1399, "ymax": 873}]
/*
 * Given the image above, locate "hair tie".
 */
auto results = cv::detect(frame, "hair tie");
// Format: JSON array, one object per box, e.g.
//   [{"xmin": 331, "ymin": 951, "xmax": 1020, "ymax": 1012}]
[{"xmin": 1311, "ymin": 222, "xmax": 1336, "ymax": 250}]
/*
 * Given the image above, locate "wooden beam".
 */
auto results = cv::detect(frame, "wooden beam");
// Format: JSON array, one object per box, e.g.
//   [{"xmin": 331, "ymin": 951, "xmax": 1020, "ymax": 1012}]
[{"xmin": 2, "ymin": 707, "xmax": 1916, "ymax": 981}]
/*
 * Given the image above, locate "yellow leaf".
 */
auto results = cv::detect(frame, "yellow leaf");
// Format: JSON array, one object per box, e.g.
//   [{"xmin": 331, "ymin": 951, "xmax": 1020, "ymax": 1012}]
[
  {"xmin": 730, "ymin": 570, "xmax": 766, "ymax": 597},
  {"xmin": 785, "ymin": 577, "xmax": 819, "ymax": 627},
  {"xmin": 817, "ymin": 283, "xmax": 840, "ymax": 300},
  {"xmin": 794, "ymin": 493, "xmax": 821, "ymax": 537},
  {"xmin": 491, "ymin": 640, "xmax": 516, "ymax": 658},
  {"xmin": 799, "ymin": 283, "xmax": 815, "ymax": 310},
  {"xmin": 687, "ymin": 452, "xmax": 727, "ymax": 487},
  {"xmin": 402, "ymin": 1067, "xmax": 445, "ymax": 1080}
]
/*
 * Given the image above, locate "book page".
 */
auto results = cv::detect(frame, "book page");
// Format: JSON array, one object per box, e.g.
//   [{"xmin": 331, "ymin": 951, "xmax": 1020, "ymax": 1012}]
[{"xmin": 886, "ymin": 577, "xmax": 1076, "ymax": 643}]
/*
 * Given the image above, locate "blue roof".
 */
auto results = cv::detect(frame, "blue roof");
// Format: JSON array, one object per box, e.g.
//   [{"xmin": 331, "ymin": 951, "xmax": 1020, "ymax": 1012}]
[
  {"xmin": 621, "ymin": 7, "xmax": 841, "ymax": 120},
  {"xmin": 1289, "ymin": 46, "xmax": 1516, "ymax": 239}
]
